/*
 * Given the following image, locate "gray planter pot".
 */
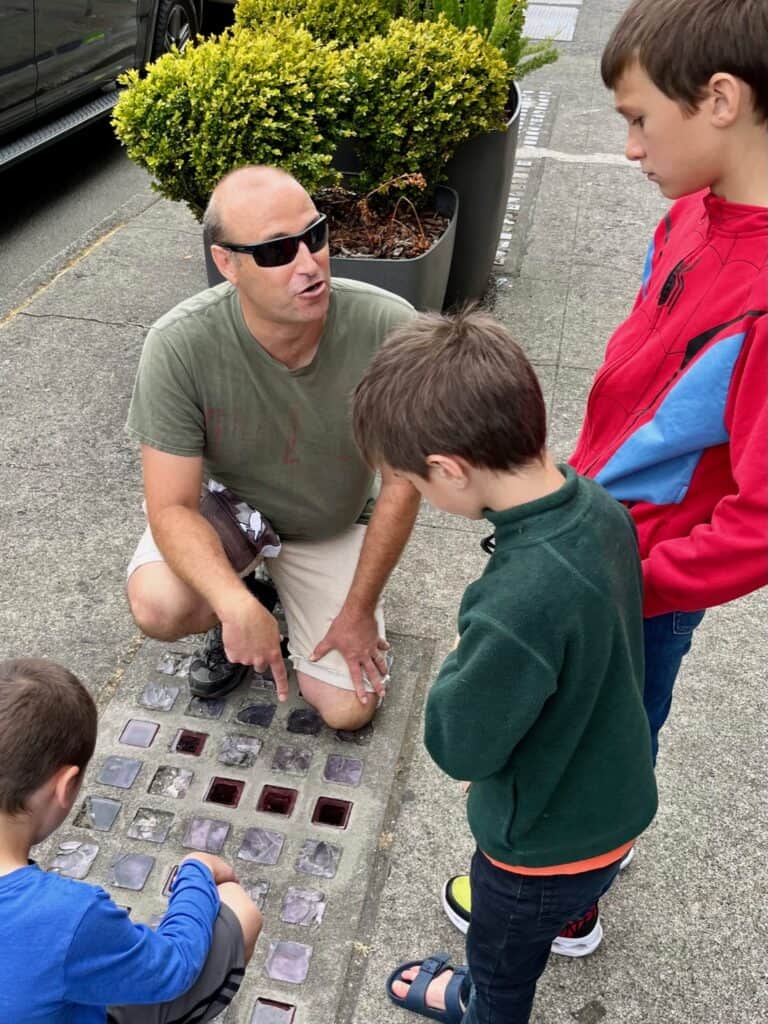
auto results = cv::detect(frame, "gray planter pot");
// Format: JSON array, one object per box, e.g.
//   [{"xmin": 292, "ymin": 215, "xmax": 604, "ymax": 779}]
[
  {"xmin": 203, "ymin": 186, "xmax": 458, "ymax": 312},
  {"xmin": 442, "ymin": 81, "xmax": 522, "ymax": 308},
  {"xmin": 329, "ymin": 185, "xmax": 458, "ymax": 311}
]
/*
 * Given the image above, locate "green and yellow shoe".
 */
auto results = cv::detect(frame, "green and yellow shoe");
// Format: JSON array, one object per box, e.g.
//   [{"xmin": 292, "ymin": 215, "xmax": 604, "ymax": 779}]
[{"xmin": 441, "ymin": 875, "xmax": 471, "ymax": 935}]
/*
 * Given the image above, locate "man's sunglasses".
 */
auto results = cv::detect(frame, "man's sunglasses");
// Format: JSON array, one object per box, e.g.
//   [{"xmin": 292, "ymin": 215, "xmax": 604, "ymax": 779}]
[{"xmin": 217, "ymin": 215, "xmax": 328, "ymax": 268}]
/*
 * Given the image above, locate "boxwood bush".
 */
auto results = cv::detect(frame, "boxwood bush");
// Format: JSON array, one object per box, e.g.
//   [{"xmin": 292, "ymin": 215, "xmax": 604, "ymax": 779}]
[
  {"xmin": 112, "ymin": 24, "xmax": 350, "ymax": 218},
  {"xmin": 235, "ymin": 0, "xmax": 393, "ymax": 45},
  {"xmin": 345, "ymin": 16, "xmax": 509, "ymax": 190}
]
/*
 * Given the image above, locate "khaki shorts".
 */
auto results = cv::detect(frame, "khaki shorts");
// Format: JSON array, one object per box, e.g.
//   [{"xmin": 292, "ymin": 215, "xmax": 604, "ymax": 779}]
[
  {"xmin": 107, "ymin": 904, "xmax": 244, "ymax": 1024},
  {"xmin": 127, "ymin": 522, "xmax": 386, "ymax": 693}
]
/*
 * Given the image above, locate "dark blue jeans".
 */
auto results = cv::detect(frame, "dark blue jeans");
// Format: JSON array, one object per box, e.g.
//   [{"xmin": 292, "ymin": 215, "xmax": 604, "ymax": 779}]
[
  {"xmin": 461, "ymin": 849, "xmax": 622, "ymax": 1024},
  {"xmin": 643, "ymin": 610, "xmax": 705, "ymax": 762}
]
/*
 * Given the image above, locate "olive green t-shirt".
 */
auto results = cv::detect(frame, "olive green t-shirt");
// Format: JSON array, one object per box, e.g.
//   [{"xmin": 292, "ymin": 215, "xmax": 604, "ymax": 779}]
[{"xmin": 126, "ymin": 278, "xmax": 415, "ymax": 541}]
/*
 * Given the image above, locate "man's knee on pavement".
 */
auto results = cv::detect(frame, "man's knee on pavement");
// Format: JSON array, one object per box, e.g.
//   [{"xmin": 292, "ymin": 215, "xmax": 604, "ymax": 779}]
[
  {"xmin": 126, "ymin": 565, "xmax": 214, "ymax": 641},
  {"xmin": 217, "ymin": 882, "xmax": 262, "ymax": 964},
  {"xmin": 297, "ymin": 672, "xmax": 377, "ymax": 731}
]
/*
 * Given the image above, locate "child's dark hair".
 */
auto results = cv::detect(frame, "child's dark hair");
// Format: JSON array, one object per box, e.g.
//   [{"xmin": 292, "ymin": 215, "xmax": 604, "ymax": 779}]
[
  {"xmin": 601, "ymin": 0, "xmax": 768, "ymax": 123},
  {"xmin": 353, "ymin": 308, "xmax": 546, "ymax": 478},
  {"xmin": 0, "ymin": 658, "xmax": 97, "ymax": 814}
]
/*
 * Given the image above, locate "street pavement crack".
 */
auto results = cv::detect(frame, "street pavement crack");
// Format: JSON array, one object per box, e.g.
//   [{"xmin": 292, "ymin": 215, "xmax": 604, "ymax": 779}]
[{"xmin": 19, "ymin": 310, "xmax": 149, "ymax": 330}]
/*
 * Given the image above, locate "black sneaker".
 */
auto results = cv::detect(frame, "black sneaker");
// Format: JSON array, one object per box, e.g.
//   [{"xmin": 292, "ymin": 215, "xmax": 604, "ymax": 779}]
[{"xmin": 188, "ymin": 576, "xmax": 279, "ymax": 699}]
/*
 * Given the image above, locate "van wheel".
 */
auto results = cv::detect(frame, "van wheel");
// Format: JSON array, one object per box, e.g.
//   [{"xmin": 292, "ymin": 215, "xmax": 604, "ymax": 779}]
[{"xmin": 152, "ymin": 0, "xmax": 199, "ymax": 59}]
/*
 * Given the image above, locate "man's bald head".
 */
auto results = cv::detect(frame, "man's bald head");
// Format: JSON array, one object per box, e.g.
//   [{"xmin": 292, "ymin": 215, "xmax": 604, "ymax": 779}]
[{"xmin": 203, "ymin": 165, "xmax": 309, "ymax": 245}]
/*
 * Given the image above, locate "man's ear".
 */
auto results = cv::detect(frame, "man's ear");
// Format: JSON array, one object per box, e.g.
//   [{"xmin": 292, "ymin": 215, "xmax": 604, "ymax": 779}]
[
  {"xmin": 52, "ymin": 766, "xmax": 81, "ymax": 811},
  {"xmin": 209, "ymin": 244, "xmax": 240, "ymax": 285},
  {"xmin": 708, "ymin": 72, "xmax": 743, "ymax": 128}
]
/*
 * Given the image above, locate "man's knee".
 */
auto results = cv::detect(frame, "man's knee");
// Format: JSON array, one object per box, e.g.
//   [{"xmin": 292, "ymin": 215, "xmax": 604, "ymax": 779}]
[
  {"xmin": 126, "ymin": 565, "xmax": 214, "ymax": 640},
  {"xmin": 217, "ymin": 882, "xmax": 262, "ymax": 964},
  {"xmin": 298, "ymin": 673, "xmax": 377, "ymax": 731}
]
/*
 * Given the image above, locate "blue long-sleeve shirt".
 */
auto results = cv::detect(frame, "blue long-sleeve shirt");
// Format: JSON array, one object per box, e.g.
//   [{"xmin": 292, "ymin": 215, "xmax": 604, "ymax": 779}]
[{"xmin": 0, "ymin": 858, "xmax": 219, "ymax": 1022}]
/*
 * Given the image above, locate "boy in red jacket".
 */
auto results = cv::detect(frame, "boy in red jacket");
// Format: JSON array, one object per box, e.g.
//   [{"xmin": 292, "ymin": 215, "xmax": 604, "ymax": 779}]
[{"xmin": 443, "ymin": 0, "xmax": 768, "ymax": 957}]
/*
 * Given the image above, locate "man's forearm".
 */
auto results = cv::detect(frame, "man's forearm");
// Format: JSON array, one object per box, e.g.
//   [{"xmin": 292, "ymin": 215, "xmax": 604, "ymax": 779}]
[
  {"xmin": 344, "ymin": 481, "xmax": 421, "ymax": 614},
  {"xmin": 151, "ymin": 505, "xmax": 246, "ymax": 617}
]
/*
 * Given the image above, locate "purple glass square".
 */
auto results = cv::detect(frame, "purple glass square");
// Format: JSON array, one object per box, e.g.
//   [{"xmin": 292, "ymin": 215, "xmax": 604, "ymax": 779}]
[
  {"xmin": 73, "ymin": 796, "xmax": 121, "ymax": 832},
  {"xmin": 265, "ymin": 941, "xmax": 312, "ymax": 984},
  {"xmin": 271, "ymin": 745, "xmax": 312, "ymax": 775},
  {"xmin": 98, "ymin": 756, "xmax": 142, "ymax": 789},
  {"xmin": 335, "ymin": 722, "xmax": 374, "ymax": 745},
  {"xmin": 243, "ymin": 879, "xmax": 270, "ymax": 909},
  {"xmin": 295, "ymin": 839, "xmax": 341, "ymax": 879},
  {"xmin": 120, "ymin": 719, "xmax": 159, "ymax": 748},
  {"xmin": 236, "ymin": 703, "xmax": 276, "ymax": 728},
  {"xmin": 108, "ymin": 852, "xmax": 155, "ymax": 891},
  {"xmin": 139, "ymin": 683, "xmax": 179, "ymax": 711},
  {"xmin": 182, "ymin": 817, "xmax": 230, "ymax": 853},
  {"xmin": 237, "ymin": 827, "xmax": 284, "ymax": 865},
  {"xmin": 323, "ymin": 754, "xmax": 364, "ymax": 787},
  {"xmin": 286, "ymin": 708, "xmax": 323, "ymax": 735},
  {"xmin": 157, "ymin": 651, "xmax": 193, "ymax": 677},
  {"xmin": 218, "ymin": 733, "xmax": 262, "ymax": 768},
  {"xmin": 148, "ymin": 765, "xmax": 194, "ymax": 799},
  {"xmin": 50, "ymin": 840, "xmax": 99, "ymax": 879},
  {"xmin": 250, "ymin": 1000, "xmax": 295, "ymax": 1024},
  {"xmin": 127, "ymin": 807, "xmax": 174, "ymax": 843},
  {"xmin": 280, "ymin": 887, "xmax": 326, "ymax": 926},
  {"xmin": 186, "ymin": 696, "xmax": 226, "ymax": 719}
]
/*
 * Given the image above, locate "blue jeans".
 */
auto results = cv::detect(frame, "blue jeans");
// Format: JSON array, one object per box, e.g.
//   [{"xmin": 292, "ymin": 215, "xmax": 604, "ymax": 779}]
[
  {"xmin": 643, "ymin": 610, "xmax": 705, "ymax": 762},
  {"xmin": 461, "ymin": 849, "xmax": 622, "ymax": 1024}
]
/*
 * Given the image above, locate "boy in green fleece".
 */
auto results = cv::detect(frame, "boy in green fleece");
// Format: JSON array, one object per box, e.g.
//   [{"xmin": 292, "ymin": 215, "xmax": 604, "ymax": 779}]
[{"xmin": 352, "ymin": 309, "xmax": 658, "ymax": 1024}]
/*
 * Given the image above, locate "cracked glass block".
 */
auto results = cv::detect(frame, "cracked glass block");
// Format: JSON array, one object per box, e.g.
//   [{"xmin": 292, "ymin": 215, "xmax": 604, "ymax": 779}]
[
  {"xmin": 139, "ymin": 683, "xmax": 179, "ymax": 711},
  {"xmin": 108, "ymin": 852, "xmax": 155, "ymax": 891},
  {"xmin": 295, "ymin": 839, "xmax": 341, "ymax": 879},
  {"xmin": 236, "ymin": 703, "xmax": 276, "ymax": 728},
  {"xmin": 157, "ymin": 651, "xmax": 193, "ymax": 677},
  {"xmin": 249, "ymin": 671, "xmax": 276, "ymax": 693},
  {"xmin": 335, "ymin": 722, "xmax": 374, "ymax": 745},
  {"xmin": 286, "ymin": 708, "xmax": 323, "ymax": 736},
  {"xmin": 280, "ymin": 887, "xmax": 326, "ymax": 927},
  {"xmin": 120, "ymin": 719, "xmax": 159, "ymax": 748},
  {"xmin": 323, "ymin": 754, "xmax": 363, "ymax": 787},
  {"xmin": 237, "ymin": 827, "xmax": 284, "ymax": 865},
  {"xmin": 127, "ymin": 807, "xmax": 175, "ymax": 843},
  {"xmin": 50, "ymin": 840, "xmax": 99, "ymax": 879},
  {"xmin": 271, "ymin": 745, "xmax": 311, "ymax": 775},
  {"xmin": 186, "ymin": 696, "xmax": 226, "ymax": 719},
  {"xmin": 74, "ymin": 796, "xmax": 121, "ymax": 832},
  {"xmin": 148, "ymin": 765, "xmax": 194, "ymax": 799},
  {"xmin": 218, "ymin": 733, "xmax": 262, "ymax": 768},
  {"xmin": 163, "ymin": 864, "xmax": 179, "ymax": 897},
  {"xmin": 170, "ymin": 728, "xmax": 208, "ymax": 755},
  {"xmin": 98, "ymin": 755, "xmax": 142, "ymax": 789},
  {"xmin": 265, "ymin": 941, "xmax": 312, "ymax": 984},
  {"xmin": 182, "ymin": 817, "xmax": 230, "ymax": 853},
  {"xmin": 250, "ymin": 999, "xmax": 295, "ymax": 1024},
  {"xmin": 243, "ymin": 879, "xmax": 270, "ymax": 910}
]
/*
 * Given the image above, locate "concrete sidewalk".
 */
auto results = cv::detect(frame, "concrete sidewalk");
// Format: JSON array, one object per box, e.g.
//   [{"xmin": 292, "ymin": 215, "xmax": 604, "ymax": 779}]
[{"xmin": 1, "ymin": 0, "xmax": 765, "ymax": 1021}]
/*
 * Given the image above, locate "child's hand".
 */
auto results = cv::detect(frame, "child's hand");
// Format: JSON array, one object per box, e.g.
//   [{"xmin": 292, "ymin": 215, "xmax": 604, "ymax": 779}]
[{"xmin": 182, "ymin": 853, "xmax": 238, "ymax": 885}]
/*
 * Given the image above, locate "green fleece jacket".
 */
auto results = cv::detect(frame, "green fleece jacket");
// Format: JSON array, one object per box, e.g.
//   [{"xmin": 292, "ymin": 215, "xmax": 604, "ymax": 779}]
[{"xmin": 424, "ymin": 467, "xmax": 657, "ymax": 867}]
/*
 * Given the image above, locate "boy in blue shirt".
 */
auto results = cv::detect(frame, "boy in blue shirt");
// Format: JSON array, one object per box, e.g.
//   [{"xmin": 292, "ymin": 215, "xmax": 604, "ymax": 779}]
[{"xmin": 0, "ymin": 657, "xmax": 262, "ymax": 1023}]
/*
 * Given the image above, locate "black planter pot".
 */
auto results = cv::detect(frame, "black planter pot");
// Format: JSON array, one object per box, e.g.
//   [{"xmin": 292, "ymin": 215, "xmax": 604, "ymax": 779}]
[
  {"xmin": 204, "ymin": 186, "xmax": 459, "ymax": 312},
  {"xmin": 329, "ymin": 185, "xmax": 458, "ymax": 311},
  {"xmin": 442, "ymin": 81, "xmax": 522, "ymax": 308}
]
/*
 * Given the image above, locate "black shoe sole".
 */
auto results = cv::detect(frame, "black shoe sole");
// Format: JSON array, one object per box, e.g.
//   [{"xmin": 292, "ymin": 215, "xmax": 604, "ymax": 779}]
[{"xmin": 188, "ymin": 662, "xmax": 251, "ymax": 700}]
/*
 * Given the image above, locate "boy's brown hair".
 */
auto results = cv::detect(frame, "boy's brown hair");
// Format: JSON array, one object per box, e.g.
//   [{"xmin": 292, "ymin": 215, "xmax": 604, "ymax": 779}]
[
  {"xmin": 601, "ymin": 0, "xmax": 768, "ymax": 123},
  {"xmin": 0, "ymin": 658, "xmax": 97, "ymax": 814},
  {"xmin": 353, "ymin": 308, "xmax": 545, "ymax": 478}
]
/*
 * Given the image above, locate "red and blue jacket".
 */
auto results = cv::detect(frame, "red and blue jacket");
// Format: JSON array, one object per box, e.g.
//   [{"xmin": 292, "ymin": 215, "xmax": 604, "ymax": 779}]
[{"xmin": 571, "ymin": 190, "xmax": 767, "ymax": 618}]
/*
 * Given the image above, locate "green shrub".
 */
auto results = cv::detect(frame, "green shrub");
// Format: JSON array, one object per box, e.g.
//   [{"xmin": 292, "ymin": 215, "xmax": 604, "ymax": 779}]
[
  {"xmin": 345, "ymin": 16, "xmax": 509, "ymax": 190},
  {"xmin": 399, "ymin": 0, "xmax": 557, "ymax": 78},
  {"xmin": 235, "ymin": 0, "xmax": 393, "ymax": 44},
  {"xmin": 112, "ymin": 24, "xmax": 349, "ymax": 218}
]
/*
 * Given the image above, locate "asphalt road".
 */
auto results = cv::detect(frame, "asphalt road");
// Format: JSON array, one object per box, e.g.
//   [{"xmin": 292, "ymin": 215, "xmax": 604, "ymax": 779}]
[
  {"xmin": 0, "ymin": 119, "xmax": 152, "ymax": 305},
  {"xmin": 0, "ymin": 4, "xmax": 233, "ymax": 312}
]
